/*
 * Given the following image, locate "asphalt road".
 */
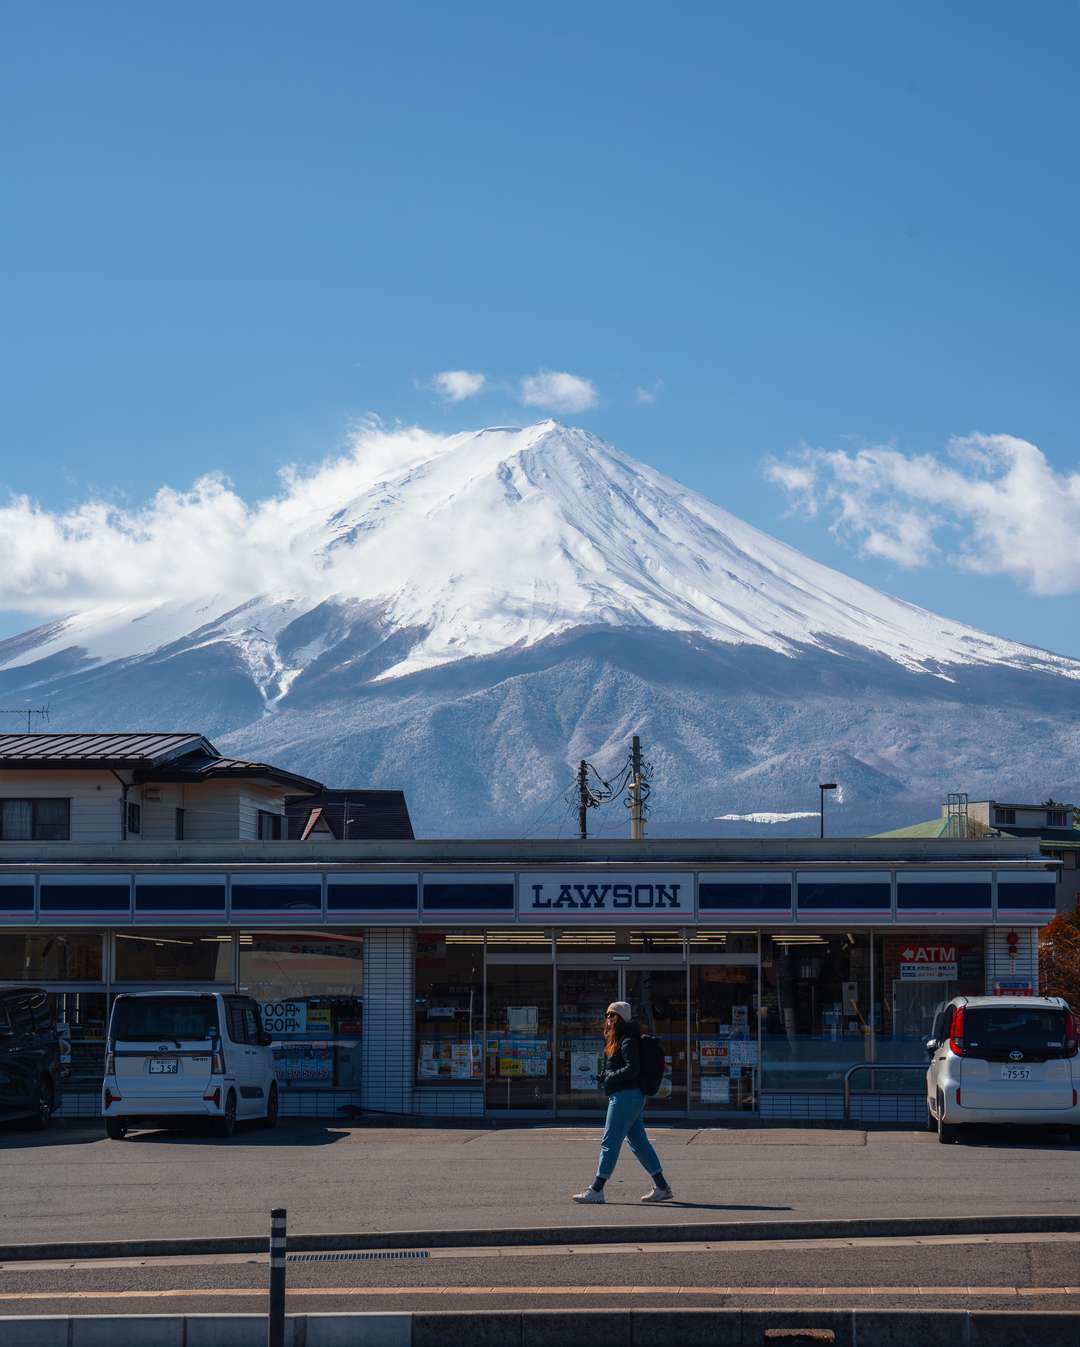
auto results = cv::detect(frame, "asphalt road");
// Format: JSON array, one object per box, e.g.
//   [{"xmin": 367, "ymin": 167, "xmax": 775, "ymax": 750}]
[
  {"xmin": 2, "ymin": 1232, "xmax": 1079, "ymax": 1316},
  {"xmin": 1, "ymin": 1121, "xmax": 1078, "ymax": 1247}
]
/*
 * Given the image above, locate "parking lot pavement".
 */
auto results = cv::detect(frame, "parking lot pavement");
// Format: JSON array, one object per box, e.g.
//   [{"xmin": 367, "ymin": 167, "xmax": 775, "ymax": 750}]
[
  {"xmin": 1, "ymin": 1122, "xmax": 1077, "ymax": 1248},
  {"xmin": 1, "ymin": 1232, "xmax": 1079, "ymax": 1316}
]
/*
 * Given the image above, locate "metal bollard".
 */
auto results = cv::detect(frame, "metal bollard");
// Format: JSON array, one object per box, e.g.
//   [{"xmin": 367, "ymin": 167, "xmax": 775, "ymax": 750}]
[{"xmin": 268, "ymin": 1207, "xmax": 287, "ymax": 1347}]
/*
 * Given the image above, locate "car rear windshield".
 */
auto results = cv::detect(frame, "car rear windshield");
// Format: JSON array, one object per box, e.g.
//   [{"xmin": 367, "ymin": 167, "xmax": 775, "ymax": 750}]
[
  {"xmin": 110, "ymin": 996, "xmax": 220, "ymax": 1043},
  {"xmin": 963, "ymin": 1007, "xmax": 1071, "ymax": 1060}
]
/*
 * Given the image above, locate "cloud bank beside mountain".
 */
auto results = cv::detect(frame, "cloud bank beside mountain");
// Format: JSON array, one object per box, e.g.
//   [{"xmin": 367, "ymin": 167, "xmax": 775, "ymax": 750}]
[{"xmin": 767, "ymin": 433, "xmax": 1080, "ymax": 595}]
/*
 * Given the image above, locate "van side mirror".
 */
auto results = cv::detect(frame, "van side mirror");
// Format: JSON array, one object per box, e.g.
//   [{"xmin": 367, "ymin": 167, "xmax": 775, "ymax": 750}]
[
  {"xmin": 925, "ymin": 1038, "xmax": 939, "ymax": 1057},
  {"xmin": 258, "ymin": 1032, "xmax": 274, "ymax": 1048}
]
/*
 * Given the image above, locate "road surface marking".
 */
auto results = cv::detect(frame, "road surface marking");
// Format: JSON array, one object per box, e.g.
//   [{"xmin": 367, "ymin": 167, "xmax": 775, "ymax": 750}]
[{"xmin": 0, "ymin": 1285, "xmax": 1077, "ymax": 1302}]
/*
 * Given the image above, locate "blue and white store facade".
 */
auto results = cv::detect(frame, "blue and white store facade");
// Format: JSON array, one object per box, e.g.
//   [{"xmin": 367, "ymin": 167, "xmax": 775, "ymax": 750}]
[{"xmin": 0, "ymin": 837, "xmax": 1055, "ymax": 1121}]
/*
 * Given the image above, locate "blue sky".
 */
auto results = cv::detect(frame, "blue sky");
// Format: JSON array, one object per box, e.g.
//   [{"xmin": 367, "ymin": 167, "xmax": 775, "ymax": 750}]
[{"xmin": 1, "ymin": 2, "xmax": 1078, "ymax": 651}]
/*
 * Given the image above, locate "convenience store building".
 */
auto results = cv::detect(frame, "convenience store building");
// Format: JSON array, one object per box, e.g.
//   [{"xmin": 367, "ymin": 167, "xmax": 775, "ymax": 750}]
[{"xmin": 1, "ymin": 830, "xmax": 1056, "ymax": 1123}]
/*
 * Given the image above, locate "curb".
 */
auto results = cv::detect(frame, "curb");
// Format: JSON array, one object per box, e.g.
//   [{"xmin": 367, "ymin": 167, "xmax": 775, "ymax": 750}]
[
  {"xmin": 3, "ymin": 1211, "xmax": 1079, "ymax": 1263},
  {"xmin": 2, "ymin": 1308, "xmax": 1080, "ymax": 1347}
]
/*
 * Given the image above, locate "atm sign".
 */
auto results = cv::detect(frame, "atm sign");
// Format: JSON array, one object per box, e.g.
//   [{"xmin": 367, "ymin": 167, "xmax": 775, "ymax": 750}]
[{"xmin": 900, "ymin": 944, "xmax": 958, "ymax": 980}]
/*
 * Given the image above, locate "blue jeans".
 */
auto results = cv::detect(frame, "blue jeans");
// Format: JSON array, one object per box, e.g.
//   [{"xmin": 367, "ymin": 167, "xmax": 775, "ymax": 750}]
[{"xmin": 597, "ymin": 1088, "xmax": 661, "ymax": 1179}]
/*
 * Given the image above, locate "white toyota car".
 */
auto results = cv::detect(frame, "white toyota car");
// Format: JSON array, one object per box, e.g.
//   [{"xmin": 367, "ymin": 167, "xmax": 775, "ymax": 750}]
[
  {"xmin": 102, "ymin": 990, "xmax": 278, "ymax": 1138},
  {"xmin": 926, "ymin": 995, "xmax": 1079, "ymax": 1143}
]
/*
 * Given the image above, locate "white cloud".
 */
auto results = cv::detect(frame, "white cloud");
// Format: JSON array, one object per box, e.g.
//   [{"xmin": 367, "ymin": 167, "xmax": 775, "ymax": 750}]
[
  {"xmin": 634, "ymin": 379, "xmax": 664, "ymax": 405},
  {"xmin": 766, "ymin": 433, "xmax": 1080, "ymax": 595},
  {"xmin": 519, "ymin": 369, "xmax": 597, "ymax": 414},
  {"xmin": 0, "ymin": 423, "xmax": 458, "ymax": 615},
  {"xmin": 432, "ymin": 369, "xmax": 486, "ymax": 402}
]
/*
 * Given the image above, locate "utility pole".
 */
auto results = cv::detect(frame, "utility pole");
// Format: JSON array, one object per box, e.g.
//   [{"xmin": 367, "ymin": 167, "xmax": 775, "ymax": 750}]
[
  {"xmin": 629, "ymin": 735, "xmax": 645, "ymax": 841},
  {"xmin": 577, "ymin": 760, "xmax": 589, "ymax": 841}
]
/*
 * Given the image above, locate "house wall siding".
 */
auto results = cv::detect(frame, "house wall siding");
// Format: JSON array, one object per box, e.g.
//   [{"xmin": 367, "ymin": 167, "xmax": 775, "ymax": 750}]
[
  {"xmin": 0, "ymin": 769, "xmax": 124, "ymax": 842},
  {"xmin": 239, "ymin": 785, "xmax": 287, "ymax": 839}
]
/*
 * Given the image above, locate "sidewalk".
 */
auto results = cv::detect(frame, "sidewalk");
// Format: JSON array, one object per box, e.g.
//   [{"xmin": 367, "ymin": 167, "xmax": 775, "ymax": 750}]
[{"xmin": 1, "ymin": 1122, "xmax": 1076, "ymax": 1248}]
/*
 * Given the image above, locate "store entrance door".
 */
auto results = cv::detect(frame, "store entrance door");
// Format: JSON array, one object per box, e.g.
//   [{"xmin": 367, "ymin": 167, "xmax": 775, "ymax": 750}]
[
  {"xmin": 556, "ymin": 967, "xmax": 619, "ymax": 1111},
  {"xmin": 554, "ymin": 964, "xmax": 687, "ymax": 1114},
  {"xmin": 625, "ymin": 967, "xmax": 687, "ymax": 1112}
]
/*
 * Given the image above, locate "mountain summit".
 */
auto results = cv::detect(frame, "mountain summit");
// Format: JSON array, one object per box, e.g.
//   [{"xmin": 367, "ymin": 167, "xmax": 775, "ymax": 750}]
[{"xmin": 2, "ymin": 422, "xmax": 1079, "ymax": 834}]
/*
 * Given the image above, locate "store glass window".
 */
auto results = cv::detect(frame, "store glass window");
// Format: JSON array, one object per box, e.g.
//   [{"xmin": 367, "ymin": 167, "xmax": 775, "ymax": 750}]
[
  {"xmin": 415, "ymin": 932, "xmax": 483, "ymax": 1085},
  {"xmin": 239, "ymin": 931, "xmax": 363, "ymax": 1091},
  {"xmin": 0, "ymin": 931, "xmax": 103, "ymax": 981},
  {"xmin": 47, "ymin": 991, "xmax": 109, "ymax": 1086},
  {"xmin": 761, "ymin": 933, "xmax": 872, "ymax": 1091},
  {"xmin": 486, "ymin": 930, "xmax": 553, "ymax": 955},
  {"xmin": 691, "ymin": 962, "xmax": 758, "ymax": 1112},
  {"xmin": 875, "ymin": 932, "xmax": 984, "ymax": 1069},
  {"xmin": 114, "ymin": 930, "xmax": 234, "ymax": 982},
  {"xmin": 485, "ymin": 963, "xmax": 553, "ymax": 1110}
]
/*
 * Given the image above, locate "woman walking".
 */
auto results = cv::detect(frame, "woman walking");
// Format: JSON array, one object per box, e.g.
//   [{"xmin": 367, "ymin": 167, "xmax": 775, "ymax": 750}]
[{"xmin": 572, "ymin": 1001, "xmax": 674, "ymax": 1204}]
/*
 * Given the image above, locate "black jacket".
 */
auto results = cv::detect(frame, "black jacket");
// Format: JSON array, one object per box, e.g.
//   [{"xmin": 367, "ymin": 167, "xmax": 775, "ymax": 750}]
[{"xmin": 598, "ymin": 1023, "xmax": 642, "ymax": 1097}]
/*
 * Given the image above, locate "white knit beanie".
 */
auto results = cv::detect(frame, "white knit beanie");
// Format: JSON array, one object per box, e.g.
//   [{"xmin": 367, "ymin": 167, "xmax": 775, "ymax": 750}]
[{"xmin": 607, "ymin": 1001, "xmax": 632, "ymax": 1023}]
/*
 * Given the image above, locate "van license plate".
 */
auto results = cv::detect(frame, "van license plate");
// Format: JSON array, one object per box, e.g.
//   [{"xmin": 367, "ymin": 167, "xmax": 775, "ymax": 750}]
[
  {"xmin": 1000, "ymin": 1066, "xmax": 1031, "ymax": 1080},
  {"xmin": 149, "ymin": 1059, "xmax": 179, "ymax": 1074}
]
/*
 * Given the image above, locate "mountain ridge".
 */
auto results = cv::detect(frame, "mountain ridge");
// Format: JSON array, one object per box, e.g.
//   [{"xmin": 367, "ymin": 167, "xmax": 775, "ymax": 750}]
[{"xmin": 1, "ymin": 421, "xmax": 1078, "ymax": 835}]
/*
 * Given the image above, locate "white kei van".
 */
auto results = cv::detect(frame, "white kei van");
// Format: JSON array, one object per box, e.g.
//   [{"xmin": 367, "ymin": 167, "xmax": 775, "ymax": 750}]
[
  {"xmin": 926, "ymin": 995, "xmax": 1080, "ymax": 1143},
  {"xmin": 102, "ymin": 991, "xmax": 278, "ymax": 1139}
]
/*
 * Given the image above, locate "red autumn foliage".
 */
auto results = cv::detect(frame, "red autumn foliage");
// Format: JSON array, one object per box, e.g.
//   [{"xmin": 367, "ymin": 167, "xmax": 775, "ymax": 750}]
[{"xmin": 1040, "ymin": 910, "xmax": 1080, "ymax": 1008}]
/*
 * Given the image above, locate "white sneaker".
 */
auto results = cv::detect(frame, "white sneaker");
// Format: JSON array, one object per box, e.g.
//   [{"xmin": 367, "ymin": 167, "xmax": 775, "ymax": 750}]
[
  {"xmin": 571, "ymin": 1186, "xmax": 606, "ymax": 1203},
  {"xmin": 640, "ymin": 1185, "xmax": 674, "ymax": 1203}
]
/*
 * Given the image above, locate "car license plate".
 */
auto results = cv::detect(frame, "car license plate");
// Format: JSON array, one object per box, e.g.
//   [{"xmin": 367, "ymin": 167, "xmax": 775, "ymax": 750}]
[
  {"xmin": 1000, "ymin": 1066, "xmax": 1031, "ymax": 1080},
  {"xmin": 149, "ymin": 1058, "xmax": 179, "ymax": 1074}
]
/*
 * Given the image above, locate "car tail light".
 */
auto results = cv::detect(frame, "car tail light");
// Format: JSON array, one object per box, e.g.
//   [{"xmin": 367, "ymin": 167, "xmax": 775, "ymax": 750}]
[
  {"xmin": 949, "ymin": 1007, "xmax": 966, "ymax": 1057},
  {"xmin": 1064, "ymin": 1013, "xmax": 1078, "ymax": 1058},
  {"xmin": 104, "ymin": 1087, "xmax": 121, "ymax": 1108},
  {"xmin": 210, "ymin": 1050, "xmax": 225, "ymax": 1075},
  {"xmin": 204, "ymin": 1087, "xmax": 221, "ymax": 1107}
]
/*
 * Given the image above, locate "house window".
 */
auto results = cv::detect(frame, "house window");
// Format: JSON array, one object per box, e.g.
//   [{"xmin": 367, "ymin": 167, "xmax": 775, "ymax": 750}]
[
  {"xmin": 0, "ymin": 798, "xmax": 70, "ymax": 841},
  {"xmin": 994, "ymin": 807, "xmax": 1016, "ymax": 826},
  {"xmin": 257, "ymin": 811, "xmax": 283, "ymax": 841},
  {"xmin": 1047, "ymin": 809, "xmax": 1068, "ymax": 828},
  {"xmin": 175, "ymin": 807, "xmax": 185, "ymax": 841},
  {"xmin": 126, "ymin": 801, "xmax": 142, "ymax": 836}
]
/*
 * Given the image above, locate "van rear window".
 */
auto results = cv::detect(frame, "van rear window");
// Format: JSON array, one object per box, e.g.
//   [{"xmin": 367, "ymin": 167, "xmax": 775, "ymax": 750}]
[
  {"xmin": 111, "ymin": 996, "xmax": 220, "ymax": 1042},
  {"xmin": 963, "ymin": 1007, "xmax": 1070, "ymax": 1060}
]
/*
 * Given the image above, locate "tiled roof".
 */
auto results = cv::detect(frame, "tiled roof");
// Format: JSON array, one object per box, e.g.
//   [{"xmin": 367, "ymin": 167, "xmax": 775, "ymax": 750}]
[{"xmin": 0, "ymin": 732, "xmax": 208, "ymax": 765}]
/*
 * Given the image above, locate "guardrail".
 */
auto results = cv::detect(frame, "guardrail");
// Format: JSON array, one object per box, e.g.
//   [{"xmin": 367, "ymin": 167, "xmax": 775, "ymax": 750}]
[{"xmin": 842, "ymin": 1062, "xmax": 927, "ymax": 1122}]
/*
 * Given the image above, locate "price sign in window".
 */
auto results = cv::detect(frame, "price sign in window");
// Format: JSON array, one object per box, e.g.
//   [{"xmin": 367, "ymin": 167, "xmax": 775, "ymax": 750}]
[{"xmin": 260, "ymin": 1000, "xmax": 306, "ymax": 1035}]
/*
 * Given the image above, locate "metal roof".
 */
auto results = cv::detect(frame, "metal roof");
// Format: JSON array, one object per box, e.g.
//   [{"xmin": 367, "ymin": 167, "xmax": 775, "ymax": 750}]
[
  {"xmin": 138, "ymin": 752, "xmax": 322, "ymax": 793},
  {"xmin": 285, "ymin": 789, "xmax": 415, "ymax": 840},
  {"xmin": 0, "ymin": 732, "xmax": 209, "ymax": 766}
]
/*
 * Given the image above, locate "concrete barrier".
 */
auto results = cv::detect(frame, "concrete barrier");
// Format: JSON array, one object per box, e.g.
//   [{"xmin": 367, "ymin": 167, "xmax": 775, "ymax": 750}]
[{"xmin": 3, "ymin": 1309, "xmax": 1080, "ymax": 1347}]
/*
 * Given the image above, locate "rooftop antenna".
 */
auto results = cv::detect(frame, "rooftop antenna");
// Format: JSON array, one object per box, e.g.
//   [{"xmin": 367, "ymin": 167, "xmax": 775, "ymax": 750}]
[
  {"xmin": 945, "ymin": 791, "xmax": 969, "ymax": 839},
  {"xmin": 0, "ymin": 704, "xmax": 50, "ymax": 734}
]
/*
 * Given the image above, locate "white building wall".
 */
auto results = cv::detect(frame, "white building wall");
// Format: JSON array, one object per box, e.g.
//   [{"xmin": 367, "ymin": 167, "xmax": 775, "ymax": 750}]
[
  {"xmin": 140, "ymin": 784, "xmax": 184, "ymax": 841},
  {"xmin": 0, "ymin": 769, "xmax": 124, "ymax": 841},
  {"xmin": 238, "ymin": 785, "xmax": 287, "ymax": 839},
  {"xmin": 361, "ymin": 928, "xmax": 416, "ymax": 1115},
  {"xmin": 178, "ymin": 783, "xmax": 242, "ymax": 840}
]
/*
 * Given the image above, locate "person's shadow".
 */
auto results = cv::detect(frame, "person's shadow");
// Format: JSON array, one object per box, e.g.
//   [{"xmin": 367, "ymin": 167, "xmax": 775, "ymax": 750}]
[{"xmin": 605, "ymin": 1201, "xmax": 792, "ymax": 1211}]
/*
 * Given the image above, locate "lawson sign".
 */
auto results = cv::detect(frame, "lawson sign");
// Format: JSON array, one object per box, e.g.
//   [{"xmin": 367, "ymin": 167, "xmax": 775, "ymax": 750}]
[{"xmin": 518, "ymin": 873, "xmax": 692, "ymax": 922}]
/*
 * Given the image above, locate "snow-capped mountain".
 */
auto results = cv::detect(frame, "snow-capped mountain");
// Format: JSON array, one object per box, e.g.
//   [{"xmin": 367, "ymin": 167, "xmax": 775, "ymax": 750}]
[{"xmin": 3, "ymin": 422, "xmax": 1079, "ymax": 834}]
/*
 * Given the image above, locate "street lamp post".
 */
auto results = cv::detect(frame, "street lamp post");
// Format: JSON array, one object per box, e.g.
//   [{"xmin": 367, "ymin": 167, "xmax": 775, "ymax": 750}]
[{"xmin": 819, "ymin": 782, "xmax": 838, "ymax": 839}]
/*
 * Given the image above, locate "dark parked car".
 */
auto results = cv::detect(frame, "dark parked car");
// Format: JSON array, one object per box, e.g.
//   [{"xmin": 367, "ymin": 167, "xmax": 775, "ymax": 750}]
[{"xmin": 0, "ymin": 986, "xmax": 62, "ymax": 1128}]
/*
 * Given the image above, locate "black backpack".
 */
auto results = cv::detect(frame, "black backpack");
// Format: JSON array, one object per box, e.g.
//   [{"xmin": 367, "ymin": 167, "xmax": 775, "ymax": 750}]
[{"xmin": 637, "ymin": 1034, "xmax": 666, "ymax": 1096}]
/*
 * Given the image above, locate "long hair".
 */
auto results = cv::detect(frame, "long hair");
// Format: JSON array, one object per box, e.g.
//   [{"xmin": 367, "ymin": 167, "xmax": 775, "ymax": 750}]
[{"xmin": 604, "ymin": 1015, "xmax": 626, "ymax": 1058}]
